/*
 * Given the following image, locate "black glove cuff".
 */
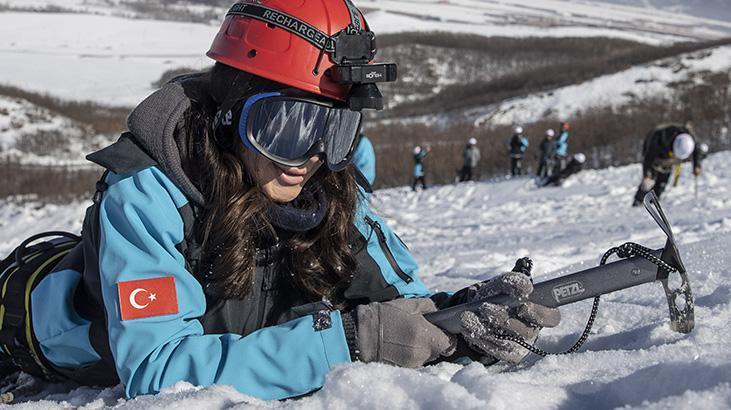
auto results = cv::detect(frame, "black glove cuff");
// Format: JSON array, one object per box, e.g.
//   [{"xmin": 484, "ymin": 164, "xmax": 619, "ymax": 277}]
[{"xmin": 341, "ymin": 310, "xmax": 361, "ymax": 361}]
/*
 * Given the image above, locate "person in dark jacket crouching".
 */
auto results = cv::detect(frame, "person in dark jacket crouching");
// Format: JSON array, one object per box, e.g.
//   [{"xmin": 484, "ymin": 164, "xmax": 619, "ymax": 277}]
[
  {"xmin": 632, "ymin": 124, "xmax": 702, "ymax": 206},
  {"xmin": 0, "ymin": 0, "xmax": 560, "ymax": 402}
]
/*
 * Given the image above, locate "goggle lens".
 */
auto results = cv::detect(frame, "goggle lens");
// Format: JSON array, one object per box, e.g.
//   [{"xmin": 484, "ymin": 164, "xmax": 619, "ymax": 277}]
[{"xmin": 242, "ymin": 94, "xmax": 362, "ymax": 169}]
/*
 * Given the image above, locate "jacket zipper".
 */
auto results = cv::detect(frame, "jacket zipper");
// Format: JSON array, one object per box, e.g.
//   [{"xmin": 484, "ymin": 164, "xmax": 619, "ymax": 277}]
[
  {"xmin": 364, "ymin": 216, "xmax": 413, "ymax": 283},
  {"xmin": 256, "ymin": 247, "xmax": 269, "ymax": 329}
]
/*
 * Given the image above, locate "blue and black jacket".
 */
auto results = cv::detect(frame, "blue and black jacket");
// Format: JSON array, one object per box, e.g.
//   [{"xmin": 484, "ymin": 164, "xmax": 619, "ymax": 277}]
[
  {"xmin": 555, "ymin": 131, "xmax": 569, "ymax": 157},
  {"xmin": 25, "ymin": 76, "xmax": 452, "ymax": 400},
  {"xmin": 509, "ymin": 135, "xmax": 529, "ymax": 158},
  {"xmin": 413, "ymin": 150, "xmax": 428, "ymax": 177}
]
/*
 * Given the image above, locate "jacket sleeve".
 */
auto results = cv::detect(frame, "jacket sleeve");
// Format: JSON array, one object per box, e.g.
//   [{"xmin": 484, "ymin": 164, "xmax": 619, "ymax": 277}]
[
  {"xmin": 96, "ymin": 167, "xmax": 350, "ymax": 400},
  {"xmin": 642, "ymin": 131, "xmax": 657, "ymax": 176}
]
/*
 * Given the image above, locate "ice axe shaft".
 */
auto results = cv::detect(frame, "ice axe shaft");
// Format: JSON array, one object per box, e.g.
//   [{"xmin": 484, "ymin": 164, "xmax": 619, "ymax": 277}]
[
  {"xmin": 426, "ymin": 192, "xmax": 694, "ymax": 337},
  {"xmin": 425, "ymin": 250, "xmax": 663, "ymax": 334}
]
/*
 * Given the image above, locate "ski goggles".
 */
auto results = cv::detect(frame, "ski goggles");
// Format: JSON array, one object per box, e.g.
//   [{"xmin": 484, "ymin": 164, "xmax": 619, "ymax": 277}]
[{"xmin": 217, "ymin": 91, "xmax": 363, "ymax": 171}]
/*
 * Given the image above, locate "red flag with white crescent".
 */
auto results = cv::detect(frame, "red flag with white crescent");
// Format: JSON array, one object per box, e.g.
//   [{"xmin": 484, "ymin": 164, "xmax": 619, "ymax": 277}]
[{"xmin": 118, "ymin": 276, "xmax": 179, "ymax": 320}]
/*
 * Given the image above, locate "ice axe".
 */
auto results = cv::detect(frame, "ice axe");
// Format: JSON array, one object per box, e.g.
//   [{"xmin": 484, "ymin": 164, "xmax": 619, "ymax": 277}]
[{"xmin": 425, "ymin": 191, "xmax": 694, "ymax": 356}]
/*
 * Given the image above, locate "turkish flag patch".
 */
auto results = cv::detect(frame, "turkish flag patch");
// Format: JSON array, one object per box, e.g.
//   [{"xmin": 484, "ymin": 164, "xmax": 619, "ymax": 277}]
[{"xmin": 118, "ymin": 276, "xmax": 179, "ymax": 321}]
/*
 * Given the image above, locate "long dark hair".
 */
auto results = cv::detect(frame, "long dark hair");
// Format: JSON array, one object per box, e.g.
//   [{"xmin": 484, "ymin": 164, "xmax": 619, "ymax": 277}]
[{"xmin": 179, "ymin": 63, "xmax": 359, "ymax": 304}]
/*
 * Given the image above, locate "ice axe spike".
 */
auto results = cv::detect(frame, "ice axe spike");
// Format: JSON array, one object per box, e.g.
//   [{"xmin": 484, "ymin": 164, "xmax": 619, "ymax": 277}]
[
  {"xmin": 644, "ymin": 192, "xmax": 694, "ymax": 334},
  {"xmin": 426, "ymin": 192, "xmax": 694, "ymax": 339}
]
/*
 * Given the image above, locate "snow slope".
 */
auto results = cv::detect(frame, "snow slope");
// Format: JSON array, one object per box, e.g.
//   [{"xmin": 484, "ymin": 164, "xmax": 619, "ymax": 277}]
[
  {"xmin": 0, "ymin": 151, "xmax": 729, "ymax": 409},
  {"xmin": 0, "ymin": 12, "xmax": 217, "ymax": 106},
  {"xmin": 472, "ymin": 44, "xmax": 731, "ymax": 127},
  {"xmin": 598, "ymin": 0, "xmax": 731, "ymax": 22},
  {"xmin": 361, "ymin": 0, "xmax": 731, "ymax": 44},
  {"xmin": 389, "ymin": 43, "xmax": 731, "ymax": 128},
  {"xmin": 2, "ymin": 0, "xmax": 731, "ymax": 106},
  {"xmin": 0, "ymin": 95, "xmax": 111, "ymax": 165}
]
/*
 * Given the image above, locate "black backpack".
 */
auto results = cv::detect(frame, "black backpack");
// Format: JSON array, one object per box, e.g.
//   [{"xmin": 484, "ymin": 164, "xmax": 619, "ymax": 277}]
[{"xmin": 0, "ymin": 232, "xmax": 81, "ymax": 381}]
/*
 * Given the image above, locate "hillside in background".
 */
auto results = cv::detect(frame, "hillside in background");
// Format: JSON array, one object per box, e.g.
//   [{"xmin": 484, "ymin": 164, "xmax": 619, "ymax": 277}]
[
  {"xmin": 0, "ymin": 0, "xmax": 729, "ymax": 195},
  {"xmin": 4, "ymin": 0, "xmax": 730, "ymax": 30},
  {"xmin": 598, "ymin": 0, "xmax": 731, "ymax": 21}
]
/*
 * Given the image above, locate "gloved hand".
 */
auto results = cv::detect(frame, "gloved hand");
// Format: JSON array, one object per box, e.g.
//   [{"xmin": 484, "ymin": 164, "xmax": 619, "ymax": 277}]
[
  {"xmin": 641, "ymin": 176, "xmax": 655, "ymax": 192},
  {"xmin": 351, "ymin": 298, "xmax": 456, "ymax": 367},
  {"xmin": 459, "ymin": 272, "xmax": 561, "ymax": 364},
  {"xmin": 693, "ymin": 166, "xmax": 701, "ymax": 176}
]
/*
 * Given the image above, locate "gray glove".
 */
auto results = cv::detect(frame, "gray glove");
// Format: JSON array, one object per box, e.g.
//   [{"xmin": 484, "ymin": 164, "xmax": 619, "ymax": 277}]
[
  {"xmin": 355, "ymin": 298, "xmax": 456, "ymax": 367},
  {"xmin": 460, "ymin": 271, "xmax": 561, "ymax": 364}
]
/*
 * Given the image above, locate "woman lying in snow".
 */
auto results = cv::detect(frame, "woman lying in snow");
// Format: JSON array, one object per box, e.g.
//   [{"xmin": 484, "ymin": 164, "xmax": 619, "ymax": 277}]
[{"xmin": 0, "ymin": 0, "xmax": 559, "ymax": 401}]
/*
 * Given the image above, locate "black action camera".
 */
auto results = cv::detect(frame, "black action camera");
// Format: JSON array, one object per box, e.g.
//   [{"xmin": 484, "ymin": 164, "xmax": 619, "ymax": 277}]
[{"xmin": 328, "ymin": 30, "xmax": 398, "ymax": 111}]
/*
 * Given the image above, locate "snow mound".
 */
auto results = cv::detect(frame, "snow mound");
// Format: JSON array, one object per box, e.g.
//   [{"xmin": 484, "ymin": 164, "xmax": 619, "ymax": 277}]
[{"xmin": 1, "ymin": 150, "xmax": 730, "ymax": 408}]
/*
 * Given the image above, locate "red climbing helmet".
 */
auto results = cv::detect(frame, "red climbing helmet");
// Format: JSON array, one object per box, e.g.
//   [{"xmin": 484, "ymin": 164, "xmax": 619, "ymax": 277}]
[{"xmin": 207, "ymin": 0, "xmax": 396, "ymax": 108}]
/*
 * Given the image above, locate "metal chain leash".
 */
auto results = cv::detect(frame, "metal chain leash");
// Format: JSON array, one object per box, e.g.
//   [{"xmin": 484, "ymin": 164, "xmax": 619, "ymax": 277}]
[{"xmin": 495, "ymin": 243, "xmax": 677, "ymax": 357}]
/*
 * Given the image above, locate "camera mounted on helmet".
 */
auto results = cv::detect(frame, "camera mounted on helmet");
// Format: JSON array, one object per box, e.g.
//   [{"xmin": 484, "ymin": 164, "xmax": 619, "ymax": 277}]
[
  {"xmin": 327, "ymin": 32, "xmax": 398, "ymax": 110},
  {"xmin": 222, "ymin": 0, "xmax": 397, "ymax": 111}
]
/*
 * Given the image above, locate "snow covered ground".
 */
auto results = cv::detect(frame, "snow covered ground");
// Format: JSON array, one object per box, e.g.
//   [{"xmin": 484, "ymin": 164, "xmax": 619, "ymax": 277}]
[
  {"xmin": 0, "ymin": 12, "xmax": 217, "ymax": 106},
  {"xmin": 0, "ymin": 150, "xmax": 729, "ymax": 409}
]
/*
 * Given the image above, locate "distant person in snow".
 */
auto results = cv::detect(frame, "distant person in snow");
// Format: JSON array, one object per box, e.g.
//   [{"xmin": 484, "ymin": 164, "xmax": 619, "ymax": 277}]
[
  {"xmin": 539, "ymin": 153, "xmax": 586, "ymax": 187},
  {"xmin": 632, "ymin": 124, "xmax": 703, "ymax": 206},
  {"xmin": 537, "ymin": 128, "xmax": 556, "ymax": 178},
  {"xmin": 412, "ymin": 144, "xmax": 431, "ymax": 191},
  {"xmin": 553, "ymin": 122, "xmax": 570, "ymax": 174},
  {"xmin": 508, "ymin": 126, "xmax": 529, "ymax": 176},
  {"xmin": 0, "ymin": 1, "xmax": 561, "ymax": 402},
  {"xmin": 352, "ymin": 133, "xmax": 376, "ymax": 190},
  {"xmin": 459, "ymin": 137, "xmax": 480, "ymax": 182}
]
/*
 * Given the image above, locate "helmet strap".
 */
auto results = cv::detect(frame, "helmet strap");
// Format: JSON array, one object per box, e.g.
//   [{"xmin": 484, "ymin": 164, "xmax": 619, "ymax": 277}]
[{"xmin": 227, "ymin": 3, "xmax": 335, "ymax": 53}]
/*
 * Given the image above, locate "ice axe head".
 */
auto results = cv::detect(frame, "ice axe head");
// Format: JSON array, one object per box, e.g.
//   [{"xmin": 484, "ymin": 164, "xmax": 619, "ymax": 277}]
[{"xmin": 643, "ymin": 192, "xmax": 694, "ymax": 334}]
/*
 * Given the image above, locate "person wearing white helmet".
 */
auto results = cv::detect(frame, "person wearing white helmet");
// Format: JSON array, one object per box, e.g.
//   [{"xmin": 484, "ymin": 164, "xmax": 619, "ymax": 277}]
[
  {"xmin": 412, "ymin": 144, "xmax": 431, "ymax": 191},
  {"xmin": 632, "ymin": 124, "xmax": 703, "ymax": 206},
  {"xmin": 537, "ymin": 129, "xmax": 556, "ymax": 178},
  {"xmin": 459, "ymin": 137, "xmax": 481, "ymax": 182},
  {"xmin": 508, "ymin": 126, "xmax": 529, "ymax": 176}
]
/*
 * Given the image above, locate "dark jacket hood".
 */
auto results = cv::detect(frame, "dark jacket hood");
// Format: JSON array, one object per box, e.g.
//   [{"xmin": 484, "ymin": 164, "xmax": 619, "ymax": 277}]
[{"xmin": 125, "ymin": 74, "xmax": 209, "ymax": 206}]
